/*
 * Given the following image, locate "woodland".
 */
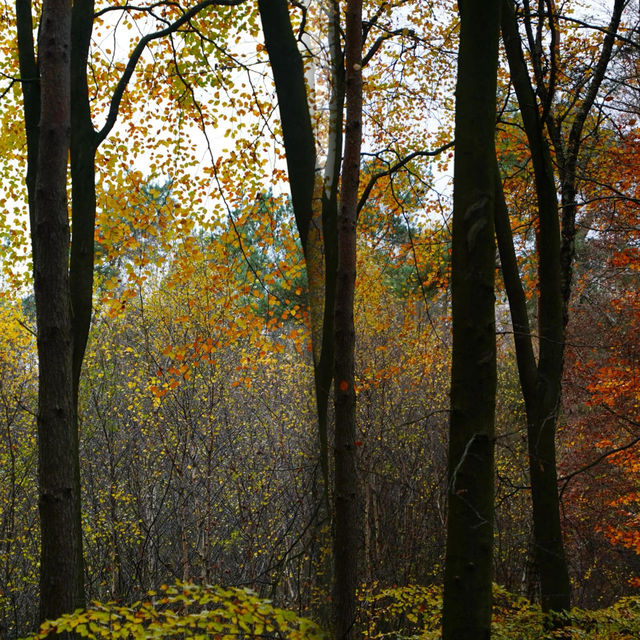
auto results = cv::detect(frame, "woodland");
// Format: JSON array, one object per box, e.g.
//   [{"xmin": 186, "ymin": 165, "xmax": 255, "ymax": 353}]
[{"xmin": 0, "ymin": 0, "xmax": 639, "ymax": 638}]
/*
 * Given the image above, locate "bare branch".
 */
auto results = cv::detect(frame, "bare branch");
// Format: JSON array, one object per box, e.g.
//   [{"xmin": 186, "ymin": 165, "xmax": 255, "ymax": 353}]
[
  {"xmin": 356, "ymin": 141, "xmax": 454, "ymax": 215},
  {"xmin": 95, "ymin": 1, "xmax": 182, "ymax": 19},
  {"xmin": 560, "ymin": 433, "xmax": 640, "ymax": 498},
  {"xmin": 362, "ymin": 27, "xmax": 415, "ymax": 67}
]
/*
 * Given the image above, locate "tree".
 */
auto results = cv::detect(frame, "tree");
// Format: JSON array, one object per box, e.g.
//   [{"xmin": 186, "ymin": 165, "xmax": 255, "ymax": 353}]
[
  {"xmin": 27, "ymin": 0, "xmax": 84, "ymax": 625},
  {"xmin": 331, "ymin": 0, "xmax": 363, "ymax": 635},
  {"xmin": 496, "ymin": 0, "xmax": 627, "ymax": 614},
  {"xmin": 441, "ymin": 2, "xmax": 500, "ymax": 639},
  {"xmin": 257, "ymin": 0, "xmax": 341, "ymax": 506},
  {"xmin": 258, "ymin": 1, "xmax": 358, "ymax": 633},
  {"xmin": 258, "ymin": 2, "xmax": 454, "ymax": 632},
  {"xmin": 15, "ymin": 0, "xmax": 245, "ymax": 623}
]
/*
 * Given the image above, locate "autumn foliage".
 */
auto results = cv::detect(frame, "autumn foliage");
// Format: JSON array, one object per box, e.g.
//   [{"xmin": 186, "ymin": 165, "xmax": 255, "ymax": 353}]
[{"xmin": 0, "ymin": 0, "xmax": 639, "ymax": 638}]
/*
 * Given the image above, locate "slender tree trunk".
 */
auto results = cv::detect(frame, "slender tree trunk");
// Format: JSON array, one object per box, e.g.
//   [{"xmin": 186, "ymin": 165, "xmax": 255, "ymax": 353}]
[
  {"xmin": 500, "ymin": 0, "xmax": 571, "ymax": 613},
  {"xmin": 257, "ymin": 0, "xmax": 342, "ymax": 506},
  {"xmin": 499, "ymin": 1, "xmax": 625, "ymax": 615},
  {"xmin": 332, "ymin": 0, "xmax": 362, "ymax": 636},
  {"xmin": 314, "ymin": 0, "xmax": 344, "ymax": 507},
  {"xmin": 32, "ymin": 0, "xmax": 85, "ymax": 624},
  {"xmin": 15, "ymin": 0, "xmax": 40, "ymax": 212},
  {"xmin": 442, "ymin": 1, "xmax": 500, "ymax": 638},
  {"xmin": 259, "ymin": 3, "xmax": 349, "ymax": 631},
  {"xmin": 256, "ymin": 0, "xmax": 316, "ymax": 251},
  {"xmin": 70, "ymin": 0, "xmax": 98, "ymax": 395},
  {"xmin": 495, "ymin": 179, "xmax": 567, "ymax": 609}
]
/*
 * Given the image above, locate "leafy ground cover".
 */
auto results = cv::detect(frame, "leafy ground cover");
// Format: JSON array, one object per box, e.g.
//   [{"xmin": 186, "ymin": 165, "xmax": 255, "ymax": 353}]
[
  {"xmin": 361, "ymin": 583, "xmax": 640, "ymax": 639},
  {"xmin": 23, "ymin": 582, "xmax": 640, "ymax": 639},
  {"xmin": 23, "ymin": 583, "xmax": 325, "ymax": 640}
]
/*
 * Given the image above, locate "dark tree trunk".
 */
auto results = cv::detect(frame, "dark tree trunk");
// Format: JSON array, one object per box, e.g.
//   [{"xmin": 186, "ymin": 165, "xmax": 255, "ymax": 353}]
[
  {"xmin": 332, "ymin": 0, "xmax": 362, "ymax": 636},
  {"xmin": 68, "ymin": 0, "xmax": 98, "ymax": 606},
  {"xmin": 18, "ymin": 0, "xmax": 249, "ymax": 626},
  {"xmin": 256, "ymin": 0, "xmax": 316, "ymax": 251},
  {"xmin": 496, "ymin": 0, "xmax": 624, "ymax": 624},
  {"xmin": 496, "ymin": 0, "xmax": 622, "ymax": 614},
  {"xmin": 18, "ymin": 0, "xmax": 97, "ymax": 621},
  {"xmin": 500, "ymin": 1, "xmax": 570, "ymax": 614},
  {"xmin": 17, "ymin": 0, "xmax": 96, "ymax": 622},
  {"xmin": 15, "ymin": 0, "xmax": 40, "ymax": 212},
  {"xmin": 69, "ymin": 0, "xmax": 98, "ymax": 397},
  {"xmin": 31, "ymin": 0, "xmax": 85, "ymax": 623},
  {"xmin": 441, "ymin": 1, "xmax": 500, "ymax": 638},
  {"xmin": 315, "ymin": 0, "xmax": 344, "ymax": 508},
  {"xmin": 496, "ymin": 168, "xmax": 571, "ymax": 616},
  {"xmin": 258, "ymin": 3, "xmax": 362, "ymax": 635},
  {"xmin": 258, "ymin": 0, "xmax": 342, "ymax": 505}
]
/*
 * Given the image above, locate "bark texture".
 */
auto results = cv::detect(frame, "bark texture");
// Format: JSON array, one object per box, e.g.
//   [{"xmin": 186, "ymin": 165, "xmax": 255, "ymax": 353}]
[
  {"xmin": 70, "ymin": 0, "xmax": 98, "ymax": 397},
  {"xmin": 17, "ymin": 0, "xmax": 250, "ymax": 627},
  {"xmin": 332, "ymin": 0, "xmax": 363, "ymax": 636},
  {"xmin": 31, "ymin": 0, "xmax": 85, "ymax": 623},
  {"xmin": 442, "ymin": 0, "xmax": 500, "ymax": 638},
  {"xmin": 498, "ymin": 0, "xmax": 624, "ymax": 614}
]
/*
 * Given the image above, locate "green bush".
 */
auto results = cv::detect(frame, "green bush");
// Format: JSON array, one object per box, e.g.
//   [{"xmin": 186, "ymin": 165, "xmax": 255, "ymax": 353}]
[
  {"xmin": 359, "ymin": 582, "xmax": 640, "ymax": 639},
  {"xmin": 22, "ymin": 581, "xmax": 640, "ymax": 639},
  {"xmin": 23, "ymin": 582, "xmax": 326, "ymax": 639}
]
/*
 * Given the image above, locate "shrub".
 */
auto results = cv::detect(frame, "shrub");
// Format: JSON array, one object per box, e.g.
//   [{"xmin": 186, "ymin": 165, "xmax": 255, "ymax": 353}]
[{"xmin": 23, "ymin": 582, "xmax": 326, "ymax": 639}]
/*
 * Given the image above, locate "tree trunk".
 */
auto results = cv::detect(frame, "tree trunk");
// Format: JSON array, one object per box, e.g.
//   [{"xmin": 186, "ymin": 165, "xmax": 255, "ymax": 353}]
[
  {"xmin": 15, "ymin": 0, "xmax": 40, "ymax": 212},
  {"xmin": 332, "ymin": 0, "xmax": 362, "ymax": 636},
  {"xmin": 32, "ymin": 0, "xmax": 85, "ymax": 623},
  {"xmin": 257, "ymin": 0, "xmax": 342, "ymax": 507},
  {"xmin": 258, "ymin": 3, "xmax": 346, "ymax": 630},
  {"xmin": 70, "ymin": 0, "xmax": 98, "ymax": 396},
  {"xmin": 499, "ymin": 1, "xmax": 625, "ymax": 615},
  {"xmin": 18, "ymin": 0, "xmax": 96, "ymax": 621},
  {"xmin": 19, "ymin": 0, "xmax": 249, "ymax": 625},
  {"xmin": 442, "ymin": 1, "xmax": 500, "ymax": 638},
  {"xmin": 500, "ymin": 0, "xmax": 571, "ymax": 613}
]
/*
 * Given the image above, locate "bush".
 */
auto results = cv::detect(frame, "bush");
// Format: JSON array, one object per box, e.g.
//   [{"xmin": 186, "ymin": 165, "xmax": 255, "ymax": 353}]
[
  {"xmin": 359, "ymin": 582, "xmax": 640, "ymax": 639},
  {"xmin": 23, "ymin": 582, "xmax": 326, "ymax": 639}
]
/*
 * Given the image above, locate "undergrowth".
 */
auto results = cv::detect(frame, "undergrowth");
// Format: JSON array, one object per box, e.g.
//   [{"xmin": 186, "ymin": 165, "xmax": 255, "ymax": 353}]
[
  {"xmin": 360, "ymin": 583, "xmax": 640, "ymax": 639},
  {"xmin": 22, "ymin": 581, "xmax": 640, "ymax": 639}
]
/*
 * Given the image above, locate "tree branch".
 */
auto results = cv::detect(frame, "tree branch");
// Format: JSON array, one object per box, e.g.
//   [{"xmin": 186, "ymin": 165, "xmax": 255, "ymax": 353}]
[
  {"xmin": 96, "ymin": 0, "xmax": 245, "ymax": 145},
  {"xmin": 356, "ymin": 142, "xmax": 453, "ymax": 215},
  {"xmin": 560, "ymin": 434, "xmax": 640, "ymax": 498}
]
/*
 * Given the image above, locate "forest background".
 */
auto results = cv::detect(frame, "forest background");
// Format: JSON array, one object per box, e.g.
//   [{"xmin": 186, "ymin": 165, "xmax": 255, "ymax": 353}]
[{"xmin": 0, "ymin": 0, "xmax": 639, "ymax": 638}]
